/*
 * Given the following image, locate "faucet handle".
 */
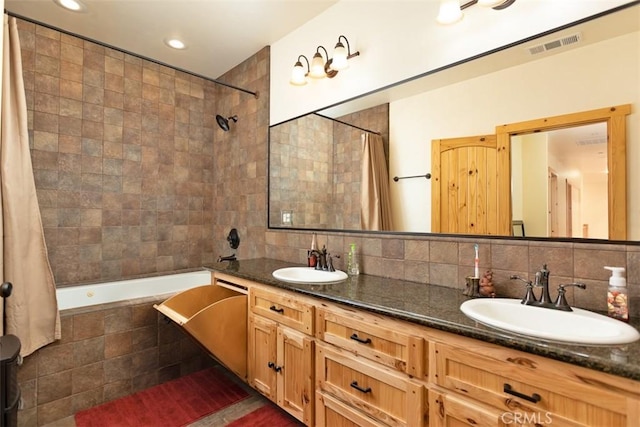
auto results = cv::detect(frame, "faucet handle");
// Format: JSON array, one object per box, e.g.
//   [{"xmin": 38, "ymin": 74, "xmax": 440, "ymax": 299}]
[
  {"xmin": 510, "ymin": 275, "xmax": 537, "ymax": 305},
  {"xmin": 554, "ymin": 283, "xmax": 586, "ymax": 311}
]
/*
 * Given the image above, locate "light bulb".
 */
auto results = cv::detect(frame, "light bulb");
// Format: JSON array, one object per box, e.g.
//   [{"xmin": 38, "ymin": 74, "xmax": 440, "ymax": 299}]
[
  {"xmin": 331, "ymin": 42, "xmax": 349, "ymax": 71},
  {"xmin": 436, "ymin": 0, "xmax": 463, "ymax": 25},
  {"xmin": 309, "ymin": 52, "xmax": 326, "ymax": 79},
  {"xmin": 290, "ymin": 62, "xmax": 307, "ymax": 86}
]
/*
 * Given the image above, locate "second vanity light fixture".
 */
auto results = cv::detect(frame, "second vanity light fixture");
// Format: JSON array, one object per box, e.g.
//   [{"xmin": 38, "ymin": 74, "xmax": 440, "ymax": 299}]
[
  {"xmin": 290, "ymin": 35, "xmax": 360, "ymax": 86},
  {"xmin": 437, "ymin": 0, "xmax": 517, "ymax": 25}
]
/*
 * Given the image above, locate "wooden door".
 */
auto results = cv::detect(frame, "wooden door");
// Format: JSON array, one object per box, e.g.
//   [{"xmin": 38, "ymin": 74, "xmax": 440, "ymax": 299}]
[
  {"xmin": 431, "ymin": 135, "xmax": 510, "ymax": 235},
  {"xmin": 248, "ymin": 314, "xmax": 277, "ymax": 401},
  {"xmin": 277, "ymin": 326, "xmax": 315, "ymax": 425}
]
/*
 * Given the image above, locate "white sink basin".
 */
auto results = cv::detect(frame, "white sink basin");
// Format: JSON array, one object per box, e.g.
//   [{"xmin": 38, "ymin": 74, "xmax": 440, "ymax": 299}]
[
  {"xmin": 272, "ymin": 267, "xmax": 348, "ymax": 284},
  {"xmin": 460, "ymin": 298, "xmax": 640, "ymax": 345}
]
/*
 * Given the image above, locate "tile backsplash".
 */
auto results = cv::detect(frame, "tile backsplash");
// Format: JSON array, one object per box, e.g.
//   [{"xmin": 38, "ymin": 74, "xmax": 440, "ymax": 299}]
[{"xmin": 266, "ymin": 230, "xmax": 640, "ymax": 318}]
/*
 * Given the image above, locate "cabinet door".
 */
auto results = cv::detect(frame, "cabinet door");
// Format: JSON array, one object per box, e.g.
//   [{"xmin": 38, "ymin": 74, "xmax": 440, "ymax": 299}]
[
  {"xmin": 248, "ymin": 314, "xmax": 277, "ymax": 401},
  {"xmin": 277, "ymin": 326, "xmax": 315, "ymax": 426}
]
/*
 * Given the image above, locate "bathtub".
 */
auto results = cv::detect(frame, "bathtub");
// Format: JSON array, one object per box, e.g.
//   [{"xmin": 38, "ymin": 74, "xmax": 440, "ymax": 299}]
[{"xmin": 56, "ymin": 270, "xmax": 212, "ymax": 311}]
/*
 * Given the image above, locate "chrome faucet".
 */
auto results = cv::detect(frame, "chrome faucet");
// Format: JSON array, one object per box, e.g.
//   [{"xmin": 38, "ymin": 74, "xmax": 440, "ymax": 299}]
[{"xmin": 510, "ymin": 264, "xmax": 586, "ymax": 311}]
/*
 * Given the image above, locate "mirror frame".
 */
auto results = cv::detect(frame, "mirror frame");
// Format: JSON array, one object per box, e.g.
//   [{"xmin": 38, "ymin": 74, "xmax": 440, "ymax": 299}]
[{"xmin": 496, "ymin": 104, "xmax": 630, "ymax": 240}]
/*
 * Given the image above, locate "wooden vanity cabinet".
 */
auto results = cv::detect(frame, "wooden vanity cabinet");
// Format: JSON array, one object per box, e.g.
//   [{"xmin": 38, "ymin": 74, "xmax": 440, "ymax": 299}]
[
  {"xmin": 248, "ymin": 286, "xmax": 316, "ymax": 425},
  {"xmin": 430, "ymin": 333, "xmax": 640, "ymax": 427}
]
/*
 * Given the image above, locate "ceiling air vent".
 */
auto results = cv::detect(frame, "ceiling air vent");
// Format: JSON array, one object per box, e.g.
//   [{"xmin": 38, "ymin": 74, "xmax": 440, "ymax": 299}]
[{"xmin": 527, "ymin": 32, "xmax": 582, "ymax": 55}]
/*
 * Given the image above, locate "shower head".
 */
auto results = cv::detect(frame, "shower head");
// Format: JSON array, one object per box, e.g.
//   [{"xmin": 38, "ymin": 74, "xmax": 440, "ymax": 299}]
[{"xmin": 216, "ymin": 114, "xmax": 238, "ymax": 131}]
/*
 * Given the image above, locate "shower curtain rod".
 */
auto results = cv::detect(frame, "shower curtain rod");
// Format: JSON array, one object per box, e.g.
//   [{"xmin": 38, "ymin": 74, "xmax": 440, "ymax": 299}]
[
  {"xmin": 5, "ymin": 11, "xmax": 260, "ymax": 99},
  {"xmin": 315, "ymin": 114, "xmax": 381, "ymax": 135}
]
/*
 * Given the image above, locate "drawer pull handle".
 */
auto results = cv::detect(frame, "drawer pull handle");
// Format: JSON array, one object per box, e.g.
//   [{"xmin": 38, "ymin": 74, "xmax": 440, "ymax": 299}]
[
  {"xmin": 503, "ymin": 383, "xmax": 541, "ymax": 404},
  {"xmin": 350, "ymin": 333, "xmax": 372, "ymax": 344},
  {"xmin": 268, "ymin": 361, "xmax": 275, "ymax": 369},
  {"xmin": 350, "ymin": 381, "xmax": 372, "ymax": 394},
  {"xmin": 269, "ymin": 305, "xmax": 284, "ymax": 314}
]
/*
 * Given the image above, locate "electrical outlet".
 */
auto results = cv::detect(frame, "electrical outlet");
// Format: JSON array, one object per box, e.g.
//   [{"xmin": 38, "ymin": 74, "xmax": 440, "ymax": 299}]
[{"xmin": 281, "ymin": 210, "xmax": 293, "ymax": 226}]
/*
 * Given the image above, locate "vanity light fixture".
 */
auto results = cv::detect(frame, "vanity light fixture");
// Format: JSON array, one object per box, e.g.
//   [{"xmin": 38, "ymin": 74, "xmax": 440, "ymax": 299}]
[
  {"xmin": 437, "ymin": 0, "xmax": 516, "ymax": 25},
  {"xmin": 290, "ymin": 35, "xmax": 360, "ymax": 86},
  {"xmin": 53, "ymin": 0, "xmax": 86, "ymax": 12}
]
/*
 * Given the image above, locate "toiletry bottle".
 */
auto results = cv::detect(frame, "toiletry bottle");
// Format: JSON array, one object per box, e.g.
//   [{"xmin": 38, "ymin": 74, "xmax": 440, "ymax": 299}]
[
  {"xmin": 347, "ymin": 243, "xmax": 359, "ymax": 276},
  {"xmin": 308, "ymin": 233, "xmax": 317, "ymax": 267},
  {"xmin": 605, "ymin": 266, "xmax": 628, "ymax": 322}
]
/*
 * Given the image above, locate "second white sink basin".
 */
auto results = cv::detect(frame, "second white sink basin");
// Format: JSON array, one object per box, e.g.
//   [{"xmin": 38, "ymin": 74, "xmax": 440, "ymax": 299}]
[
  {"xmin": 272, "ymin": 267, "xmax": 348, "ymax": 284},
  {"xmin": 460, "ymin": 298, "xmax": 640, "ymax": 345}
]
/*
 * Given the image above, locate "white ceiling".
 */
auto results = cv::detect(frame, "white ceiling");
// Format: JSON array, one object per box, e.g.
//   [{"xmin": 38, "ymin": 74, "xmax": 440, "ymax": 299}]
[{"xmin": 4, "ymin": 0, "xmax": 338, "ymax": 80}]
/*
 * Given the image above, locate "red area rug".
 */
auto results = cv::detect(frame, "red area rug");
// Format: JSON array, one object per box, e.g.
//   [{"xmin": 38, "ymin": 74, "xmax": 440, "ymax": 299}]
[
  {"xmin": 75, "ymin": 367, "xmax": 250, "ymax": 427},
  {"xmin": 227, "ymin": 404, "xmax": 303, "ymax": 427}
]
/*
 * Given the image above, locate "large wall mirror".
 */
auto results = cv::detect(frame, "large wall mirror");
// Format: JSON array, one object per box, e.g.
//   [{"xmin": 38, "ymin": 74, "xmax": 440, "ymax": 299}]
[{"xmin": 268, "ymin": 4, "xmax": 639, "ymax": 242}]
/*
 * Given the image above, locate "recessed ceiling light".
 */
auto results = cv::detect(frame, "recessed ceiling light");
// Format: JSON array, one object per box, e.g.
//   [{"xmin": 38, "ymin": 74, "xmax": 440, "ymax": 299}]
[
  {"xmin": 165, "ymin": 38, "xmax": 187, "ymax": 50},
  {"xmin": 53, "ymin": 0, "xmax": 86, "ymax": 12}
]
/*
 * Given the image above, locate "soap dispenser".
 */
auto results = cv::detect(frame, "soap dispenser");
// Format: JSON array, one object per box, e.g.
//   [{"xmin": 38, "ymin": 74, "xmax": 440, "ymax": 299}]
[{"xmin": 605, "ymin": 266, "xmax": 628, "ymax": 322}]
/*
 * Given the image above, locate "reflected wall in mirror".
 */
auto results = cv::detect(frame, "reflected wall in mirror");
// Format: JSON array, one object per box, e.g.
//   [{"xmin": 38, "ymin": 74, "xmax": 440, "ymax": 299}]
[
  {"xmin": 268, "ymin": 105, "xmax": 389, "ymax": 229},
  {"xmin": 268, "ymin": 5, "xmax": 639, "ymax": 241}
]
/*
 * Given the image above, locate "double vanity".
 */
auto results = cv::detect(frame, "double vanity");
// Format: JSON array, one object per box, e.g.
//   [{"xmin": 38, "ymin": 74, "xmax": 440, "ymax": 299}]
[{"xmin": 155, "ymin": 258, "xmax": 640, "ymax": 426}]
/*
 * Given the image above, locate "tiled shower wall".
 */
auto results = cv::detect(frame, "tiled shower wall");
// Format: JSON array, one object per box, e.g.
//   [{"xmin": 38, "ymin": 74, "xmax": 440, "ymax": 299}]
[{"xmin": 20, "ymin": 20, "xmax": 219, "ymax": 285}]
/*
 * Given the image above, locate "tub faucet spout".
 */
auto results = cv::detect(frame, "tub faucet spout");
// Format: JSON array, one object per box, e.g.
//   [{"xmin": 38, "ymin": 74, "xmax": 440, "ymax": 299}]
[{"xmin": 217, "ymin": 253, "xmax": 236, "ymax": 262}]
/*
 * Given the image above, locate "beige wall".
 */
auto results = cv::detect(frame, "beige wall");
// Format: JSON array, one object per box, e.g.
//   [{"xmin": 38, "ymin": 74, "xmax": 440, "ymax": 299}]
[{"xmin": 270, "ymin": 1, "xmax": 633, "ymax": 124}]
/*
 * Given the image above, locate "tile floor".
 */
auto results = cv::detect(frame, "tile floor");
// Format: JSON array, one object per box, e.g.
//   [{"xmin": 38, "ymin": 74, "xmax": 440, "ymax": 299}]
[{"xmin": 40, "ymin": 365, "xmax": 303, "ymax": 427}]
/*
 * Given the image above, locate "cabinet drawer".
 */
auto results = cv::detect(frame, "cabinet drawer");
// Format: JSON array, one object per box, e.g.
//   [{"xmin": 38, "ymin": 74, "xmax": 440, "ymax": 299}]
[
  {"xmin": 316, "ymin": 342, "xmax": 427, "ymax": 427},
  {"xmin": 317, "ymin": 304, "xmax": 425, "ymax": 379},
  {"xmin": 316, "ymin": 391, "xmax": 386, "ymax": 427},
  {"xmin": 430, "ymin": 388, "xmax": 511, "ymax": 427},
  {"xmin": 432, "ymin": 340, "xmax": 639, "ymax": 426},
  {"xmin": 250, "ymin": 286, "xmax": 314, "ymax": 335}
]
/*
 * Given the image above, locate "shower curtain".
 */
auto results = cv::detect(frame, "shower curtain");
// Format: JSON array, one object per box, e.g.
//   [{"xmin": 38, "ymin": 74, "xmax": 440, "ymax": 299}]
[
  {"xmin": 360, "ymin": 132, "xmax": 393, "ymax": 231},
  {"xmin": 0, "ymin": 15, "xmax": 60, "ymax": 356}
]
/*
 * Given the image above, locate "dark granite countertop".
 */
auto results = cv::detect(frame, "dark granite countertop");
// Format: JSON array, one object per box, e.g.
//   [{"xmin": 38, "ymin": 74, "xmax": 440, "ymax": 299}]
[{"xmin": 204, "ymin": 258, "xmax": 640, "ymax": 382}]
